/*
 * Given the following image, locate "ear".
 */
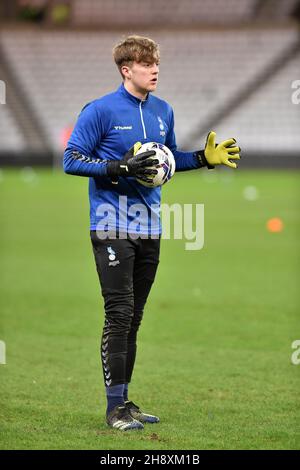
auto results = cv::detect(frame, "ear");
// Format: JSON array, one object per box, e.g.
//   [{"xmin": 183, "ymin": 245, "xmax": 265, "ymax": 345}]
[{"xmin": 121, "ymin": 65, "xmax": 132, "ymax": 79}]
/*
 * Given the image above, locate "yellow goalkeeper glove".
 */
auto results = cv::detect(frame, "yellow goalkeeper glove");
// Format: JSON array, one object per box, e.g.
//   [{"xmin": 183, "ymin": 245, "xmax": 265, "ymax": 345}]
[
  {"xmin": 204, "ymin": 131, "xmax": 241, "ymax": 169},
  {"xmin": 131, "ymin": 141, "xmax": 142, "ymax": 156}
]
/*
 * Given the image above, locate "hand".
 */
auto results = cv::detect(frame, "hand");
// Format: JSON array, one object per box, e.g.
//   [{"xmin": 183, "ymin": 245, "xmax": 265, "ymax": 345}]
[
  {"xmin": 123, "ymin": 141, "xmax": 143, "ymax": 162},
  {"xmin": 204, "ymin": 131, "xmax": 241, "ymax": 169},
  {"xmin": 107, "ymin": 142, "xmax": 158, "ymax": 183}
]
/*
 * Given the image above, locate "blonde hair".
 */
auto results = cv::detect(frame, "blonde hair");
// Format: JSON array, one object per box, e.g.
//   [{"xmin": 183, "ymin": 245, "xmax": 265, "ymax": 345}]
[{"xmin": 113, "ymin": 35, "xmax": 160, "ymax": 78}]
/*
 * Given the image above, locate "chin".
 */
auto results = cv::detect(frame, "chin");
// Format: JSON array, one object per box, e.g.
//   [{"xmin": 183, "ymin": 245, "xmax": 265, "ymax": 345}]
[{"xmin": 148, "ymin": 83, "xmax": 157, "ymax": 92}]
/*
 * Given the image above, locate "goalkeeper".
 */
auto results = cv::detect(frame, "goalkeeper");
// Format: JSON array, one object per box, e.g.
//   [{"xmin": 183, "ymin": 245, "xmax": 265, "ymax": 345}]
[{"xmin": 63, "ymin": 35, "xmax": 241, "ymax": 431}]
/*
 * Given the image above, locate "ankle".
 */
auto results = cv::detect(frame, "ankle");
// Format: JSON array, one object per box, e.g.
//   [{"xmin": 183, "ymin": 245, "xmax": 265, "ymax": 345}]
[{"xmin": 106, "ymin": 384, "xmax": 125, "ymax": 416}]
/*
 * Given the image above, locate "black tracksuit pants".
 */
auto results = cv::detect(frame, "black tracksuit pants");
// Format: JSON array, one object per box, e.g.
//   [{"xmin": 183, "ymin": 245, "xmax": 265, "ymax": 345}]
[{"xmin": 90, "ymin": 231, "xmax": 160, "ymax": 387}]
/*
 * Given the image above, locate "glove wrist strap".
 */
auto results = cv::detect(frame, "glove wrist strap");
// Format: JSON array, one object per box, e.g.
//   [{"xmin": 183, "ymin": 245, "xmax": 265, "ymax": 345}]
[
  {"xmin": 195, "ymin": 150, "xmax": 215, "ymax": 169},
  {"xmin": 106, "ymin": 161, "xmax": 120, "ymax": 177}
]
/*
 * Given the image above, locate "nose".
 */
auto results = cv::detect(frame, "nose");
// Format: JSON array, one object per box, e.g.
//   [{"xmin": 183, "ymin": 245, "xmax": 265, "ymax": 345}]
[{"xmin": 152, "ymin": 63, "xmax": 159, "ymax": 74}]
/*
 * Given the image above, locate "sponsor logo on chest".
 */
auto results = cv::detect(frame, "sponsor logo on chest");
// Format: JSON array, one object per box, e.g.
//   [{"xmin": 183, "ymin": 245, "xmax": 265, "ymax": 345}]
[{"xmin": 114, "ymin": 125, "xmax": 133, "ymax": 131}]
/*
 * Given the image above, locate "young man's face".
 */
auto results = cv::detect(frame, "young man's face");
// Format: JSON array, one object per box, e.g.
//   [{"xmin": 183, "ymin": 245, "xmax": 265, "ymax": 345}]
[{"xmin": 122, "ymin": 60, "xmax": 159, "ymax": 95}]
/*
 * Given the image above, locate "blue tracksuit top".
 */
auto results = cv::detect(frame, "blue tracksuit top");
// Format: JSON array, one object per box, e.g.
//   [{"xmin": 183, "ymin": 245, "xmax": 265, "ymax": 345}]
[{"xmin": 64, "ymin": 83, "xmax": 202, "ymax": 234}]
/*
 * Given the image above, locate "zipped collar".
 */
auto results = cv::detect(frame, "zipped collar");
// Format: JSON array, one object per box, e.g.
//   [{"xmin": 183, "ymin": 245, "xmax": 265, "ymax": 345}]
[{"xmin": 118, "ymin": 82, "xmax": 149, "ymax": 106}]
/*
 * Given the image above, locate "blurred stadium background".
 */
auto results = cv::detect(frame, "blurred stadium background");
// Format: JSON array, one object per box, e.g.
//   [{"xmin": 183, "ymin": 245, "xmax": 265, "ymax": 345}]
[
  {"xmin": 0, "ymin": 0, "xmax": 299, "ymax": 166},
  {"xmin": 0, "ymin": 0, "xmax": 299, "ymax": 450}
]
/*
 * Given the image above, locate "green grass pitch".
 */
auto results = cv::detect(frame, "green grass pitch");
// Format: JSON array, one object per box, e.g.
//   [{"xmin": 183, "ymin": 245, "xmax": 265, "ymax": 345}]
[{"xmin": 0, "ymin": 168, "xmax": 299, "ymax": 450}]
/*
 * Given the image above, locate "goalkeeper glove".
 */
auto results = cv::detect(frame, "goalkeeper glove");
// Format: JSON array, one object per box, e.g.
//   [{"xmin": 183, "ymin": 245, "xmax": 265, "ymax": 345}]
[
  {"xmin": 204, "ymin": 131, "xmax": 241, "ymax": 168},
  {"xmin": 107, "ymin": 142, "xmax": 158, "ymax": 184},
  {"xmin": 202, "ymin": 131, "xmax": 241, "ymax": 169}
]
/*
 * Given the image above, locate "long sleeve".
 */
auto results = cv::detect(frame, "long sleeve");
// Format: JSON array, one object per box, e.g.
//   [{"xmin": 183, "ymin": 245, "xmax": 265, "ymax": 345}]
[
  {"xmin": 165, "ymin": 107, "xmax": 206, "ymax": 172},
  {"xmin": 63, "ymin": 102, "xmax": 108, "ymax": 177}
]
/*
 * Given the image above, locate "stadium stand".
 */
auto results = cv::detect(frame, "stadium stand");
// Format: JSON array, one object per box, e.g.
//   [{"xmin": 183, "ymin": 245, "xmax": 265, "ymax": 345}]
[
  {"xmin": 0, "ymin": 0, "xmax": 299, "ymax": 166},
  {"xmin": 254, "ymin": 0, "xmax": 300, "ymax": 20},
  {"xmin": 71, "ymin": 0, "xmax": 257, "ymax": 26},
  {"xmin": 156, "ymin": 28, "xmax": 300, "ymax": 148},
  {"xmin": 203, "ymin": 51, "xmax": 300, "ymax": 156},
  {"xmin": 0, "ymin": 101, "xmax": 26, "ymax": 152},
  {"xmin": 0, "ymin": 26, "xmax": 299, "ymax": 161},
  {"xmin": 70, "ymin": 0, "xmax": 299, "ymax": 26}
]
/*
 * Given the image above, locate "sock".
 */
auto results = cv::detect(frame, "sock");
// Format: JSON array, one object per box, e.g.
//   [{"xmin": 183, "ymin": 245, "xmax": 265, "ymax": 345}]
[
  {"xmin": 123, "ymin": 383, "xmax": 129, "ymax": 402},
  {"xmin": 106, "ymin": 384, "xmax": 125, "ymax": 416}
]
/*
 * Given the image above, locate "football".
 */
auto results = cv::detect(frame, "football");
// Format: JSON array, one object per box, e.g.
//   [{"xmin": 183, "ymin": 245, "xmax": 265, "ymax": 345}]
[{"xmin": 135, "ymin": 142, "xmax": 176, "ymax": 188}]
